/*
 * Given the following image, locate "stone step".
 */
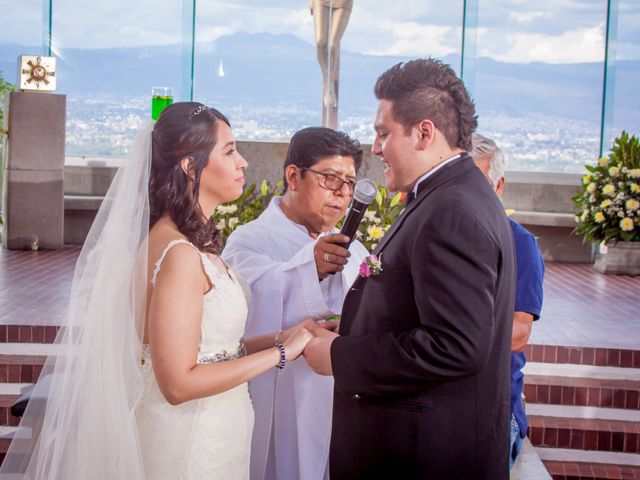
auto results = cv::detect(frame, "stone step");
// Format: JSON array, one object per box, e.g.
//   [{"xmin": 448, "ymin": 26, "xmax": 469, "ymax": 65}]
[
  {"xmin": 0, "ymin": 343, "xmax": 56, "ymax": 362},
  {"xmin": 0, "ymin": 384, "xmax": 31, "ymax": 428},
  {"xmin": 0, "ymin": 425, "xmax": 33, "ymax": 474},
  {"xmin": 524, "ymin": 362, "xmax": 640, "ymax": 410},
  {"xmin": 0, "ymin": 365, "xmax": 42, "ymax": 386},
  {"xmin": 0, "ymin": 426, "xmax": 21, "ymax": 453},
  {"xmin": 0, "ymin": 326, "xmax": 60, "ymax": 344},
  {"xmin": 527, "ymin": 403, "xmax": 640, "ymax": 453},
  {"xmin": 524, "ymin": 344, "xmax": 640, "ymax": 369},
  {"xmin": 537, "ymin": 447, "xmax": 640, "ymax": 467},
  {"xmin": 510, "ymin": 438, "xmax": 552, "ymax": 479},
  {"xmin": 543, "ymin": 460, "xmax": 640, "ymax": 480},
  {"xmin": 537, "ymin": 447, "xmax": 640, "ymax": 480},
  {"xmin": 0, "ymin": 385, "xmax": 30, "ymax": 409},
  {"xmin": 0, "ymin": 343, "xmax": 59, "ymax": 384},
  {"xmin": 0, "ymin": 414, "xmax": 555, "ymax": 478}
]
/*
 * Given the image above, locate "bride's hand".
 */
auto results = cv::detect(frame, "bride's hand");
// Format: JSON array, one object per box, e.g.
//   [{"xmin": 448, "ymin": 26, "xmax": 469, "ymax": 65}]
[
  {"xmin": 282, "ymin": 327, "xmax": 314, "ymax": 362},
  {"xmin": 298, "ymin": 317, "xmax": 338, "ymax": 336},
  {"xmin": 279, "ymin": 317, "xmax": 333, "ymax": 342}
]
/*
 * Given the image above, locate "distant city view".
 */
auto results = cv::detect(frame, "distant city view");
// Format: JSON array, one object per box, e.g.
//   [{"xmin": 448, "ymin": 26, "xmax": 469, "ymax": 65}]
[
  {"xmin": 66, "ymin": 93, "xmax": 600, "ymax": 173},
  {"xmin": 3, "ymin": 1, "xmax": 639, "ymax": 175},
  {"xmin": 3, "ymin": 29, "xmax": 638, "ymax": 174}
]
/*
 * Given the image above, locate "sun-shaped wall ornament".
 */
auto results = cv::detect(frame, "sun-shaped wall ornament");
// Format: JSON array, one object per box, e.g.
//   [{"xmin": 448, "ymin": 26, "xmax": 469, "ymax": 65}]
[{"xmin": 19, "ymin": 55, "xmax": 56, "ymax": 92}]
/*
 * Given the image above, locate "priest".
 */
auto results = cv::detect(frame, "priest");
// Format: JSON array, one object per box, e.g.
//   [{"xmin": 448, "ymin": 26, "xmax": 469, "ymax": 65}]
[{"xmin": 222, "ymin": 127, "xmax": 368, "ymax": 480}]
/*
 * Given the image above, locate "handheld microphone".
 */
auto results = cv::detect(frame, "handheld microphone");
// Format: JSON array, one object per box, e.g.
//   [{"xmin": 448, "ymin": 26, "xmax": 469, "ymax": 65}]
[{"xmin": 340, "ymin": 179, "xmax": 378, "ymax": 246}]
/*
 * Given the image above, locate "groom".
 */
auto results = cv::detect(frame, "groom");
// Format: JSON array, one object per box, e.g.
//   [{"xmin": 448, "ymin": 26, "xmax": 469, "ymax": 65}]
[{"xmin": 304, "ymin": 58, "xmax": 515, "ymax": 479}]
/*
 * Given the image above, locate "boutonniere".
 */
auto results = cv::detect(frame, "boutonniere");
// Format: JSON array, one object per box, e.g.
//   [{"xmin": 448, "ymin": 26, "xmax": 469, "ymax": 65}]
[{"xmin": 359, "ymin": 254, "xmax": 383, "ymax": 278}]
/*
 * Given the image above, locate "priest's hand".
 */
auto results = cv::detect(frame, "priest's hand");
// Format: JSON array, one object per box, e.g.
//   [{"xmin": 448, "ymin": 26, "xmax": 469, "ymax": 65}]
[
  {"xmin": 314, "ymin": 234, "xmax": 351, "ymax": 280},
  {"xmin": 303, "ymin": 328, "xmax": 338, "ymax": 376}
]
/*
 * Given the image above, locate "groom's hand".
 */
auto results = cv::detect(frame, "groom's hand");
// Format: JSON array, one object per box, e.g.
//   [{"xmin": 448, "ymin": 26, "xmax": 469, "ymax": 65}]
[
  {"xmin": 303, "ymin": 328, "xmax": 338, "ymax": 376},
  {"xmin": 299, "ymin": 317, "xmax": 338, "ymax": 335}
]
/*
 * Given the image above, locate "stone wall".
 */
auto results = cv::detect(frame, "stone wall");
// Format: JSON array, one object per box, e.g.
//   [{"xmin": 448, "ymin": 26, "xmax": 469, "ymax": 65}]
[
  {"xmin": 503, "ymin": 171, "xmax": 592, "ymax": 263},
  {"xmin": 2, "ymin": 92, "xmax": 66, "ymax": 249},
  {"xmin": 62, "ymin": 141, "xmax": 591, "ymax": 262}
]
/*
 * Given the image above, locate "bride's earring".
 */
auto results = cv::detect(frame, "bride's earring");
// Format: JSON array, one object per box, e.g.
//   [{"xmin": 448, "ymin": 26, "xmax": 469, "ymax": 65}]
[{"xmin": 179, "ymin": 157, "xmax": 195, "ymax": 181}]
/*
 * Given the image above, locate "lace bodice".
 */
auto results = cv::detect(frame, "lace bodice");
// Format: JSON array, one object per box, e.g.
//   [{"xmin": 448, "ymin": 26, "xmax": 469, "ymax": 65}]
[
  {"xmin": 137, "ymin": 239, "xmax": 253, "ymax": 479},
  {"xmin": 146, "ymin": 239, "xmax": 248, "ymax": 364}
]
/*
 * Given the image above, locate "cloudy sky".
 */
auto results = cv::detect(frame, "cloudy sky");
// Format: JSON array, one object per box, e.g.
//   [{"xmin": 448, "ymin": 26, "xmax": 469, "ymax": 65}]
[{"xmin": 2, "ymin": 0, "xmax": 639, "ymax": 63}]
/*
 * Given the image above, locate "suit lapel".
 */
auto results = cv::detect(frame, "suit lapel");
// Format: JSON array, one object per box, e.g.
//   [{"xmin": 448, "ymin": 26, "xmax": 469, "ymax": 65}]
[
  {"xmin": 372, "ymin": 154, "xmax": 473, "ymax": 256},
  {"xmin": 340, "ymin": 154, "xmax": 475, "ymax": 335}
]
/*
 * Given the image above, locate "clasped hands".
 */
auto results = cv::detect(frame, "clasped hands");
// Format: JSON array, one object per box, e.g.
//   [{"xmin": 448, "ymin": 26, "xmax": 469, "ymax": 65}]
[{"xmin": 280, "ymin": 318, "xmax": 338, "ymax": 376}]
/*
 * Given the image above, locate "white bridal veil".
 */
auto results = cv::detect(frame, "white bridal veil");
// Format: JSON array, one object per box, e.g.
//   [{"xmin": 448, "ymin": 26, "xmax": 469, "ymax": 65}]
[{"xmin": 0, "ymin": 123, "xmax": 154, "ymax": 479}]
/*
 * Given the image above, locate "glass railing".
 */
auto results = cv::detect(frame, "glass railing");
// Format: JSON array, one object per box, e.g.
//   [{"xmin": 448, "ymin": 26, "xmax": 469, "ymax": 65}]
[{"xmin": 1, "ymin": 0, "xmax": 638, "ymax": 173}]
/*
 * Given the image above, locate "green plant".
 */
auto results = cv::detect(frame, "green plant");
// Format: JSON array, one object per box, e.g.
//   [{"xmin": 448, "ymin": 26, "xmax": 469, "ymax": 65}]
[
  {"xmin": 350, "ymin": 183, "xmax": 404, "ymax": 250},
  {"xmin": 0, "ymin": 72, "xmax": 15, "ymax": 130},
  {"xmin": 573, "ymin": 131, "xmax": 640, "ymax": 243},
  {"xmin": 214, "ymin": 179, "xmax": 285, "ymax": 241},
  {"xmin": 213, "ymin": 180, "xmax": 405, "ymax": 251},
  {"xmin": 0, "ymin": 71, "xmax": 16, "ymax": 226}
]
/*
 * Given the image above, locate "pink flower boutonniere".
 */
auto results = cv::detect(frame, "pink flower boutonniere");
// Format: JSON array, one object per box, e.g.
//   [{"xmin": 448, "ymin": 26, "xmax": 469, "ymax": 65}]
[{"xmin": 359, "ymin": 254, "xmax": 383, "ymax": 278}]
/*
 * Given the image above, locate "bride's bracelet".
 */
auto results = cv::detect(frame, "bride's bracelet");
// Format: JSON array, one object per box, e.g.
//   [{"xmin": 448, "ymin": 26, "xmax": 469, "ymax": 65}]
[{"xmin": 275, "ymin": 342, "xmax": 286, "ymax": 369}]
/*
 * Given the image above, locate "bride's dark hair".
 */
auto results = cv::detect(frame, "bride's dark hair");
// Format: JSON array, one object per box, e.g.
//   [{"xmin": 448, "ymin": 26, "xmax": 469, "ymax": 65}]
[{"xmin": 149, "ymin": 102, "xmax": 230, "ymax": 254}]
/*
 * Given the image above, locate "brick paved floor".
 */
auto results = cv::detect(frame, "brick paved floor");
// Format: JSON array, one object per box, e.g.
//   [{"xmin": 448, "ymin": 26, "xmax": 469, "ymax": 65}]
[
  {"xmin": 0, "ymin": 247, "xmax": 80, "ymax": 326},
  {"xmin": 531, "ymin": 263, "xmax": 640, "ymax": 349},
  {"xmin": 0, "ymin": 247, "xmax": 639, "ymax": 349}
]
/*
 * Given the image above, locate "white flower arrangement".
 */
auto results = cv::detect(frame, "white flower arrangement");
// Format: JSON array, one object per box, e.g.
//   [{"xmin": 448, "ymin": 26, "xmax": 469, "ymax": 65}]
[
  {"xmin": 212, "ymin": 180, "xmax": 405, "ymax": 251},
  {"xmin": 574, "ymin": 131, "xmax": 640, "ymax": 243},
  {"xmin": 213, "ymin": 180, "xmax": 285, "ymax": 241},
  {"xmin": 348, "ymin": 184, "xmax": 404, "ymax": 250},
  {"xmin": 216, "ymin": 204, "xmax": 238, "ymax": 215}
]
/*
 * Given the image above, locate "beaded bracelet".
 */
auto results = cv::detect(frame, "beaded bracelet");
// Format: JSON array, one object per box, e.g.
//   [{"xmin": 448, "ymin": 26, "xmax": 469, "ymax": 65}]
[{"xmin": 275, "ymin": 342, "xmax": 286, "ymax": 370}]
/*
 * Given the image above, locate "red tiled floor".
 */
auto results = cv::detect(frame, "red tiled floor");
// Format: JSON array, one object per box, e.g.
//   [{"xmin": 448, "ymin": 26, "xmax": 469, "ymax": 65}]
[
  {"xmin": 0, "ymin": 246, "xmax": 80, "ymax": 326},
  {"xmin": 543, "ymin": 460, "xmax": 640, "ymax": 480},
  {"xmin": 530, "ymin": 263, "xmax": 640, "ymax": 350},
  {"xmin": 0, "ymin": 249, "xmax": 639, "ymax": 354}
]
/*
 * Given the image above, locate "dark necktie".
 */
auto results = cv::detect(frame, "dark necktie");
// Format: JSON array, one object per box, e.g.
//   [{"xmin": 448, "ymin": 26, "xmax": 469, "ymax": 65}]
[{"xmin": 405, "ymin": 190, "xmax": 416, "ymax": 206}]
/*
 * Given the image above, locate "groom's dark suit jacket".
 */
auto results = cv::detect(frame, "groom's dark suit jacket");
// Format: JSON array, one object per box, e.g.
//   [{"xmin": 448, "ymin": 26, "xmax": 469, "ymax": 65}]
[{"xmin": 330, "ymin": 153, "xmax": 515, "ymax": 479}]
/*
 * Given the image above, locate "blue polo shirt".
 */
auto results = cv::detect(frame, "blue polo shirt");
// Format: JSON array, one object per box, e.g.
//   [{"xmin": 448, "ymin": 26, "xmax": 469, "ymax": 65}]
[{"xmin": 509, "ymin": 219, "xmax": 544, "ymax": 437}]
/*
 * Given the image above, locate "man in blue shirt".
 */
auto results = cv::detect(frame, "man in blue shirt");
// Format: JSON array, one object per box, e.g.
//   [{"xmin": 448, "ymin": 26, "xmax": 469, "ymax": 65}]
[{"xmin": 472, "ymin": 134, "xmax": 545, "ymax": 468}]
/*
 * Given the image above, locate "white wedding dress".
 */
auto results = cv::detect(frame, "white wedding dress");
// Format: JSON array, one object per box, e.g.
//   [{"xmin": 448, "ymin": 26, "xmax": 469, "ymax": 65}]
[{"xmin": 136, "ymin": 239, "xmax": 254, "ymax": 480}]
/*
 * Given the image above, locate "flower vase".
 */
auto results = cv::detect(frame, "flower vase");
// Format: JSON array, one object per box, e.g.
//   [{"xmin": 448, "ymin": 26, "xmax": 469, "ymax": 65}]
[{"xmin": 593, "ymin": 241, "xmax": 640, "ymax": 275}]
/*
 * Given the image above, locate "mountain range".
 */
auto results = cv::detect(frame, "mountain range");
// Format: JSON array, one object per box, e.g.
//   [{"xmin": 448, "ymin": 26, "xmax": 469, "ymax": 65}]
[{"xmin": 1, "ymin": 31, "xmax": 638, "ymax": 129}]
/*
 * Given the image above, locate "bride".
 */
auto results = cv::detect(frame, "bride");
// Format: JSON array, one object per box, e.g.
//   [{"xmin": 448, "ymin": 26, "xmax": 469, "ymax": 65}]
[{"xmin": 0, "ymin": 102, "xmax": 313, "ymax": 479}]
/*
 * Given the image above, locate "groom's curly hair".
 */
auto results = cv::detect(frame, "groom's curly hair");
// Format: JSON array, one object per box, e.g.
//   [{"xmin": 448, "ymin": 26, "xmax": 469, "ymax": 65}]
[
  {"xmin": 374, "ymin": 58, "xmax": 477, "ymax": 151},
  {"xmin": 149, "ymin": 102, "xmax": 229, "ymax": 254}
]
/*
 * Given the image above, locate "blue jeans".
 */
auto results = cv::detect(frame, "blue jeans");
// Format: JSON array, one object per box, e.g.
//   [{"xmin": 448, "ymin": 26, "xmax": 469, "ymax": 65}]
[{"xmin": 509, "ymin": 414, "xmax": 525, "ymax": 469}]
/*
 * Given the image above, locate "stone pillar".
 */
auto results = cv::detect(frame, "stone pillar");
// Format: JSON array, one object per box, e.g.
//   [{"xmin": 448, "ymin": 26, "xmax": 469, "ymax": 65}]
[{"xmin": 1, "ymin": 91, "xmax": 66, "ymax": 249}]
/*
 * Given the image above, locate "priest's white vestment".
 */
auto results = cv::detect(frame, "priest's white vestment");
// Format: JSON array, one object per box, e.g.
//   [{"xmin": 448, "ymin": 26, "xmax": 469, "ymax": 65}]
[{"xmin": 222, "ymin": 196, "xmax": 368, "ymax": 480}]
